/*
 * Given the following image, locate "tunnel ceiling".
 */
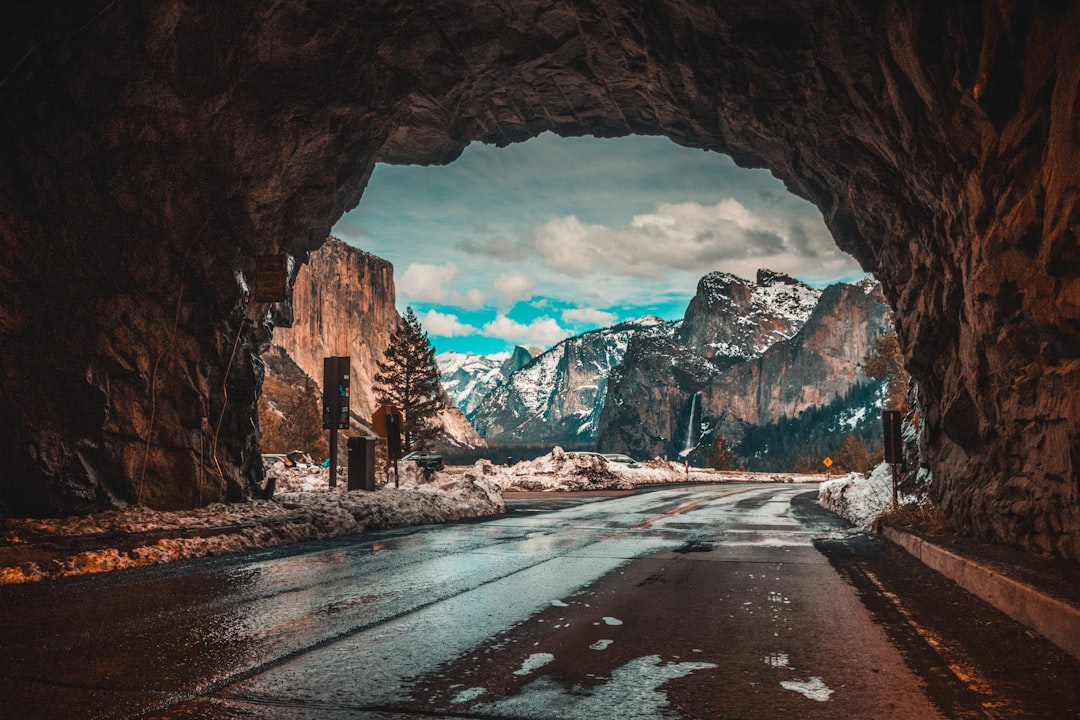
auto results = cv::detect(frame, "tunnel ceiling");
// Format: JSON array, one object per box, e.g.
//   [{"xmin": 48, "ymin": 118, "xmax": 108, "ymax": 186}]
[{"xmin": 1, "ymin": 1, "xmax": 1078, "ymax": 557}]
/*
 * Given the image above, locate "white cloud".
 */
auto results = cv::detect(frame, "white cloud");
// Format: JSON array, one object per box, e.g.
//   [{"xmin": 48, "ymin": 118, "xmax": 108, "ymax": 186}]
[
  {"xmin": 562, "ymin": 307, "xmax": 618, "ymax": 326},
  {"xmin": 523, "ymin": 199, "xmax": 859, "ymax": 281},
  {"xmin": 398, "ymin": 262, "xmax": 459, "ymax": 303},
  {"xmin": 482, "ymin": 315, "xmax": 569, "ymax": 347},
  {"xmin": 399, "ymin": 264, "xmax": 488, "ymax": 308},
  {"xmin": 460, "ymin": 288, "xmax": 486, "ymax": 308},
  {"xmin": 493, "ymin": 272, "xmax": 536, "ymax": 307},
  {"xmin": 420, "ymin": 309, "xmax": 478, "ymax": 337}
]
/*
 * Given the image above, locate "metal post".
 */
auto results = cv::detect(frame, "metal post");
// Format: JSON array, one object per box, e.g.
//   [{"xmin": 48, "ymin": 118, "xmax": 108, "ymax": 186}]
[
  {"xmin": 328, "ymin": 427, "xmax": 338, "ymax": 488},
  {"xmin": 891, "ymin": 463, "xmax": 898, "ymax": 507},
  {"xmin": 323, "ymin": 356, "xmax": 350, "ymax": 489}
]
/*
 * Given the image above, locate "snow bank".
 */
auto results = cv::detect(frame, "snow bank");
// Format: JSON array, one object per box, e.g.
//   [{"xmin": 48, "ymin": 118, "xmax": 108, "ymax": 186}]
[
  {"xmin": 451, "ymin": 447, "xmax": 818, "ymax": 492},
  {"xmin": 459, "ymin": 448, "xmax": 697, "ymax": 492},
  {"xmin": 0, "ymin": 473, "xmax": 504, "ymax": 585},
  {"xmin": 818, "ymin": 462, "xmax": 910, "ymax": 528}
]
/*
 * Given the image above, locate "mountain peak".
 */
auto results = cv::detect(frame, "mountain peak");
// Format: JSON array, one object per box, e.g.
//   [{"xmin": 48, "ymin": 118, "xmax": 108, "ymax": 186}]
[
  {"xmin": 681, "ymin": 269, "xmax": 820, "ymax": 358},
  {"xmin": 755, "ymin": 268, "xmax": 800, "ymax": 287}
]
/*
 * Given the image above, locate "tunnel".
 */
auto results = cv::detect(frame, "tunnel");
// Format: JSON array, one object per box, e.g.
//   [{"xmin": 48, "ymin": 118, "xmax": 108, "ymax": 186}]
[{"xmin": 1, "ymin": 1, "xmax": 1078, "ymax": 558}]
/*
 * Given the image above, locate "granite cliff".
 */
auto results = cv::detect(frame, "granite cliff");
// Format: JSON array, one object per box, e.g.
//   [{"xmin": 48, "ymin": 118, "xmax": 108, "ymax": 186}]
[
  {"xmin": 598, "ymin": 275, "xmax": 892, "ymax": 463},
  {"xmin": 271, "ymin": 238, "xmax": 481, "ymax": 448},
  {"xmin": 2, "ymin": 2, "xmax": 1078, "ymax": 557},
  {"xmin": 273, "ymin": 237, "xmax": 397, "ymax": 420}
]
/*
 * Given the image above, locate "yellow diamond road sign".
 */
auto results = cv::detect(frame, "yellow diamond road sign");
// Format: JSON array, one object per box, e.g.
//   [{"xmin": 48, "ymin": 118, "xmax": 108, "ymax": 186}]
[{"xmin": 823, "ymin": 456, "xmax": 833, "ymax": 468}]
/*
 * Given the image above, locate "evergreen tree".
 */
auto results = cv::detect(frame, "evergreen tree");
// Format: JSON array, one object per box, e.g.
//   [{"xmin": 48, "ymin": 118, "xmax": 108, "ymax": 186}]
[
  {"xmin": 863, "ymin": 331, "xmax": 910, "ymax": 412},
  {"xmin": 373, "ymin": 307, "xmax": 444, "ymax": 451},
  {"xmin": 708, "ymin": 434, "xmax": 735, "ymax": 470}
]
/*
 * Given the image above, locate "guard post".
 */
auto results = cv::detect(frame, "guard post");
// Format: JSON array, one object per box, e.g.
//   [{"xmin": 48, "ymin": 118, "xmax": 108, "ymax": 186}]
[{"xmin": 322, "ymin": 356, "xmax": 350, "ymax": 487}]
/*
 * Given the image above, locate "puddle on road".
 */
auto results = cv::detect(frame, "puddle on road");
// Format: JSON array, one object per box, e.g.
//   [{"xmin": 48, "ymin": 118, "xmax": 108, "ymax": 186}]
[
  {"xmin": 590, "ymin": 639, "xmax": 613, "ymax": 650},
  {"xmin": 763, "ymin": 651, "xmax": 790, "ymax": 669}
]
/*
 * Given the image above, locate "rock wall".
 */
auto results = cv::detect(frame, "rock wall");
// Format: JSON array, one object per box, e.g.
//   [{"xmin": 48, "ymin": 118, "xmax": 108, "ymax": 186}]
[
  {"xmin": 273, "ymin": 237, "xmax": 398, "ymax": 419},
  {"xmin": 272, "ymin": 237, "xmax": 483, "ymax": 448},
  {"xmin": 598, "ymin": 280, "xmax": 892, "ymax": 461},
  {"xmin": 703, "ymin": 283, "xmax": 893, "ymax": 428},
  {"xmin": 1, "ymin": 2, "xmax": 1078, "ymax": 557}
]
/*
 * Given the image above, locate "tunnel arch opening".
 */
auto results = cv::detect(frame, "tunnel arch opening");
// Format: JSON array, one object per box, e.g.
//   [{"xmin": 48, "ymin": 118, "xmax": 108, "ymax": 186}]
[
  {"xmin": 267, "ymin": 131, "xmax": 885, "ymax": 470},
  {"xmin": 1, "ymin": 1, "xmax": 1078, "ymax": 558}
]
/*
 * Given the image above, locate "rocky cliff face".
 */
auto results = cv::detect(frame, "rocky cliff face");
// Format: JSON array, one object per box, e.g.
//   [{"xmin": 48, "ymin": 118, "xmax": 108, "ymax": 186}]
[
  {"xmin": 678, "ymin": 270, "xmax": 821, "ymax": 359},
  {"xmin": 703, "ymin": 281, "xmax": 892, "ymax": 429},
  {"xmin": 272, "ymin": 237, "xmax": 397, "ymax": 419},
  {"xmin": 598, "ymin": 277, "xmax": 892, "ymax": 462},
  {"xmin": 272, "ymin": 237, "xmax": 482, "ymax": 448},
  {"xmin": 470, "ymin": 318, "xmax": 673, "ymax": 443},
  {"xmin": 2, "ymin": 2, "xmax": 1078, "ymax": 557}
]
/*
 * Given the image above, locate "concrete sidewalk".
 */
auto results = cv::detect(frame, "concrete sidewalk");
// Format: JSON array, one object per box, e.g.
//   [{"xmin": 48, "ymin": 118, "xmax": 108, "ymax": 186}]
[{"xmin": 882, "ymin": 526, "xmax": 1080, "ymax": 661}]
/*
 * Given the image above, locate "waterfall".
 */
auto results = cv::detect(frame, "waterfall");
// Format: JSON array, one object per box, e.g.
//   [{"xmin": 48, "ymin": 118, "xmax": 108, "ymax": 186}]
[{"xmin": 681, "ymin": 392, "xmax": 701, "ymax": 455}]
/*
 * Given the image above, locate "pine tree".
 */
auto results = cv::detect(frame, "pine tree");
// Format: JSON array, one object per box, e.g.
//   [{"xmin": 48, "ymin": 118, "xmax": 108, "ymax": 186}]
[
  {"xmin": 863, "ymin": 331, "xmax": 910, "ymax": 412},
  {"xmin": 373, "ymin": 307, "xmax": 445, "ymax": 452}
]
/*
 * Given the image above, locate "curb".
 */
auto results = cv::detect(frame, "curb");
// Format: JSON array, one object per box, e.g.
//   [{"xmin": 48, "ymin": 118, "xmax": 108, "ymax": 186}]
[{"xmin": 881, "ymin": 526, "xmax": 1080, "ymax": 660}]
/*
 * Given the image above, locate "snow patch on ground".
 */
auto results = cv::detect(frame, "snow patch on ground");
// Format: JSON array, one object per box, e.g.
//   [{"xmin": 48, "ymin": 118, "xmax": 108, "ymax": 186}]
[
  {"xmin": 0, "ymin": 472, "xmax": 504, "ymax": 584},
  {"xmin": 818, "ymin": 462, "xmax": 914, "ymax": 528},
  {"xmin": 475, "ymin": 447, "xmax": 818, "ymax": 492},
  {"xmin": 474, "ymin": 655, "xmax": 718, "ymax": 719},
  {"xmin": 514, "ymin": 653, "xmax": 555, "ymax": 676},
  {"xmin": 780, "ymin": 676, "xmax": 834, "ymax": 702}
]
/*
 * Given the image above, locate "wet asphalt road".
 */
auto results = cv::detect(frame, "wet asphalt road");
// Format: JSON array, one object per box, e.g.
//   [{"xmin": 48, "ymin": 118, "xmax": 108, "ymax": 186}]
[{"xmin": 2, "ymin": 483, "xmax": 1078, "ymax": 719}]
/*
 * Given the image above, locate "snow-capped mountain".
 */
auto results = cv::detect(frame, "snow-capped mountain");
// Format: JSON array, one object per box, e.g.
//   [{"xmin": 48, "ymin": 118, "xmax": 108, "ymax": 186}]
[
  {"xmin": 676, "ymin": 269, "xmax": 821, "ymax": 359},
  {"xmin": 467, "ymin": 317, "xmax": 676, "ymax": 444},
  {"xmin": 438, "ymin": 346, "xmax": 540, "ymax": 416},
  {"xmin": 598, "ymin": 275, "xmax": 893, "ymax": 467},
  {"xmin": 449, "ymin": 268, "xmax": 891, "ymax": 469}
]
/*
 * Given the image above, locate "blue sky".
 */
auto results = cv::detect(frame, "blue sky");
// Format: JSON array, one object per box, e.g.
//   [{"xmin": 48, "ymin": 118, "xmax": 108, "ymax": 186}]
[{"xmin": 331, "ymin": 133, "xmax": 866, "ymax": 356}]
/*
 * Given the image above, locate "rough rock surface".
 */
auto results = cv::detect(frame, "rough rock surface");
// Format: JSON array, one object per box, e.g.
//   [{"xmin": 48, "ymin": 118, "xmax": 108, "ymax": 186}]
[
  {"xmin": 703, "ymin": 282, "xmax": 893, "ymax": 428},
  {"xmin": 1, "ymin": 2, "xmax": 1078, "ymax": 557},
  {"xmin": 273, "ymin": 237, "xmax": 397, "ymax": 419},
  {"xmin": 272, "ymin": 237, "xmax": 483, "ymax": 448},
  {"xmin": 678, "ymin": 270, "xmax": 821, "ymax": 359},
  {"xmin": 598, "ymin": 278, "xmax": 891, "ymax": 462}
]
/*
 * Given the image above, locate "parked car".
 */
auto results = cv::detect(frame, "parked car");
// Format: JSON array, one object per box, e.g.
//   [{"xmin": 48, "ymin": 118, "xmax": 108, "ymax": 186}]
[
  {"xmin": 602, "ymin": 453, "xmax": 642, "ymax": 468},
  {"xmin": 262, "ymin": 451, "xmax": 315, "ymax": 469},
  {"xmin": 262, "ymin": 453, "xmax": 293, "ymax": 467},
  {"xmin": 400, "ymin": 451, "xmax": 445, "ymax": 471},
  {"xmin": 286, "ymin": 450, "xmax": 315, "ymax": 467}
]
